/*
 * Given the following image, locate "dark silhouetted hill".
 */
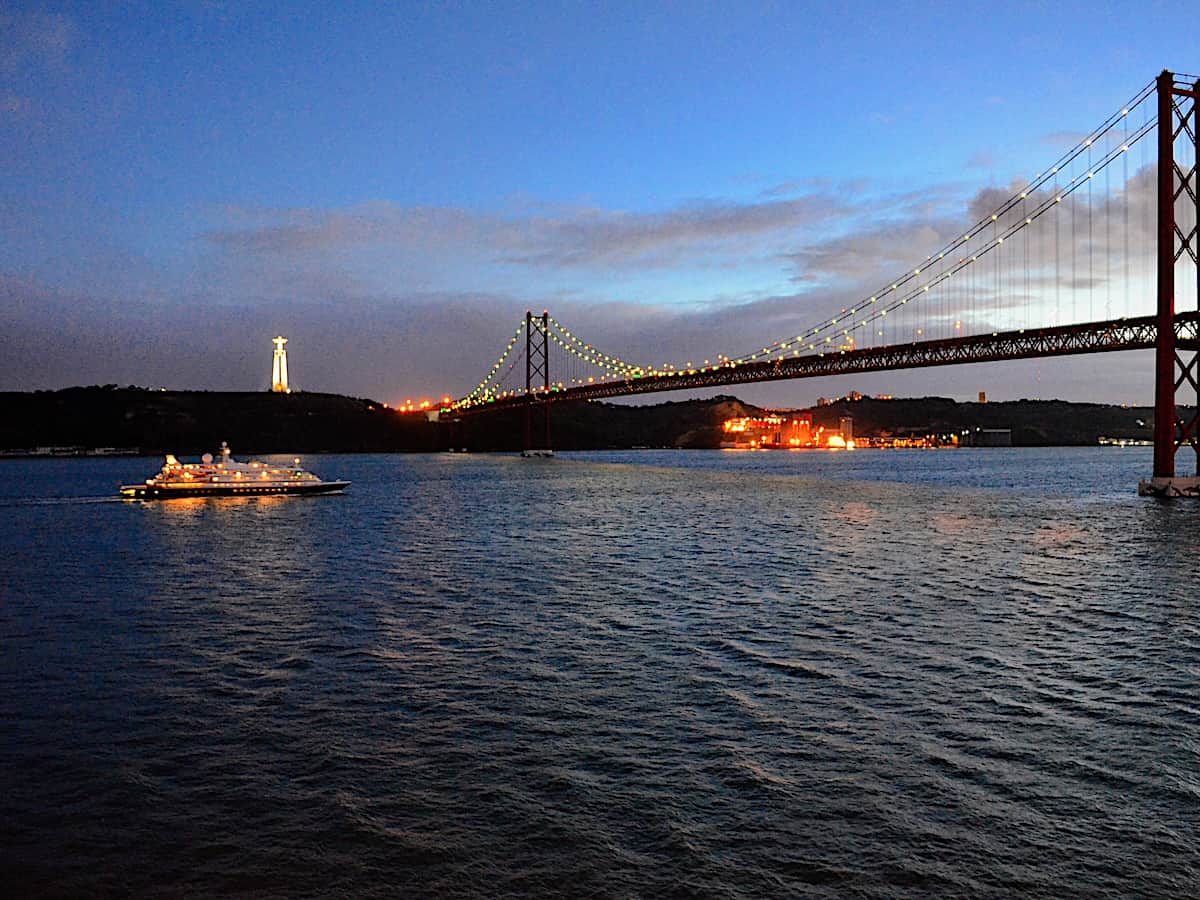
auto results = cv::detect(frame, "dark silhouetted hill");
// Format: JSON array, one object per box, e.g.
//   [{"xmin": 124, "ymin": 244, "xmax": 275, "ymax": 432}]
[
  {"xmin": 0, "ymin": 387, "xmax": 437, "ymax": 454},
  {"xmin": 0, "ymin": 387, "xmax": 1166, "ymax": 453},
  {"xmin": 806, "ymin": 396, "xmax": 1157, "ymax": 446}
]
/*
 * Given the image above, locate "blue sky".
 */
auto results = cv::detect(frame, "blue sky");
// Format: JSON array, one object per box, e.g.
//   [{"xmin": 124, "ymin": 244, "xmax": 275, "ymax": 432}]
[{"xmin": 1, "ymin": 1, "xmax": 1196, "ymax": 405}]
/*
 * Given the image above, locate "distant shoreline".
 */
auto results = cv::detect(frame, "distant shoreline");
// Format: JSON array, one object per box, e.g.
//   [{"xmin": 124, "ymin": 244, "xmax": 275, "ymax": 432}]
[{"xmin": 0, "ymin": 386, "xmax": 1172, "ymax": 454}]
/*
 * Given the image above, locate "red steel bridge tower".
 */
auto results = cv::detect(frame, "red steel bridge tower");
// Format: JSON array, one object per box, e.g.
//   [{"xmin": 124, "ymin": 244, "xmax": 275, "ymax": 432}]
[
  {"xmin": 1144, "ymin": 70, "xmax": 1200, "ymax": 494},
  {"xmin": 523, "ymin": 311, "xmax": 553, "ymax": 456}
]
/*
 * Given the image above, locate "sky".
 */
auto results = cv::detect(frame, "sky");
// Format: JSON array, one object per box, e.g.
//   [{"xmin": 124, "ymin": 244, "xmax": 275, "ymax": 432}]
[{"xmin": 1, "ymin": 0, "xmax": 1197, "ymax": 406}]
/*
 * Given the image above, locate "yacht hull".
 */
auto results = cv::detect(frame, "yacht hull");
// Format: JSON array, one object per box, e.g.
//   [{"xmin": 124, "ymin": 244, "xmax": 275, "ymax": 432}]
[{"xmin": 120, "ymin": 480, "xmax": 350, "ymax": 500}]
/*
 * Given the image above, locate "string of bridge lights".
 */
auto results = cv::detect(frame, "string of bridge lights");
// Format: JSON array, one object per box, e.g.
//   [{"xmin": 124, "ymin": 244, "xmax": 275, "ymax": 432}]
[
  {"xmin": 548, "ymin": 317, "xmax": 732, "ymax": 382},
  {"xmin": 460, "ymin": 319, "xmax": 528, "ymax": 405},
  {"xmin": 722, "ymin": 78, "xmax": 1160, "ymax": 366},
  {"xmin": 545, "ymin": 315, "xmax": 644, "ymax": 378},
  {"xmin": 457, "ymin": 78, "xmax": 1169, "ymax": 406},
  {"xmin": 458, "ymin": 315, "xmax": 647, "ymax": 408}
]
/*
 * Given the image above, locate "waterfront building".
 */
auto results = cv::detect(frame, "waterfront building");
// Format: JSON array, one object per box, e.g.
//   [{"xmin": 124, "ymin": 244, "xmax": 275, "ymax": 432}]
[
  {"xmin": 722, "ymin": 414, "xmax": 815, "ymax": 448},
  {"xmin": 963, "ymin": 428, "xmax": 1012, "ymax": 447}
]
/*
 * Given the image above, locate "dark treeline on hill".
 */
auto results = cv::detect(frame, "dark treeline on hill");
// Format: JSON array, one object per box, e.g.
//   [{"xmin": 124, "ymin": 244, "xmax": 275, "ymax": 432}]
[
  {"xmin": 806, "ymin": 396, "xmax": 1158, "ymax": 446},
  {"xmin": 0, "ymin": 387, "xmax": 437, "ymax": 454},
  {"xmin": 0, "ymin": 386, "xmax": 1166, "ymax": 454},
  {"xmin": 462, "ymin": 395, "xmax": 1158, "ymax": 449}
]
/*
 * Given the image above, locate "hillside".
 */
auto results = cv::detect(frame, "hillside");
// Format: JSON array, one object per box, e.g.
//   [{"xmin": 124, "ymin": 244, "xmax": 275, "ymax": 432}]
[
  {"xmin": 0, "ymin": 387, "xmax": 437, "ymax": 454},
  {"xmin": 807, "ymin": 396, "xmax": 1156, "ymax": 445},
  {"xmin": 0, "ymin": 387, "xmax": 1168, "ymax": 453}
]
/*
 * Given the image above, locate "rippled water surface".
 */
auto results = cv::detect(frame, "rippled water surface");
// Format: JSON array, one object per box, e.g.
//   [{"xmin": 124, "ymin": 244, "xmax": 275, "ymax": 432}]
[{"xmin": 2, "ymin": 448, "xmax": 1199, "ymax": 897}]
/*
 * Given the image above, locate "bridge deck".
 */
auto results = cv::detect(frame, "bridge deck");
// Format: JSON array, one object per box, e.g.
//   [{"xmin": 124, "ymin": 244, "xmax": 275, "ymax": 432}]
[{"xmin": 453, "ymin": 313, "xmax": 1199, "ymax": 414}]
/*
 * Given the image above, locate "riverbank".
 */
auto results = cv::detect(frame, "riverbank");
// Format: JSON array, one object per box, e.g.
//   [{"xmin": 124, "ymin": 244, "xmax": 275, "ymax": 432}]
[{"xmin": 0, "ymin": 386, "xmax": 1165, "ymax": 453}]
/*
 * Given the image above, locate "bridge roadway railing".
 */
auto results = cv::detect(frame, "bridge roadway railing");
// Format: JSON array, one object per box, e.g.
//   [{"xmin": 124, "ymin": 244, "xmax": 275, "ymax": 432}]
[{"xmin": 452, "ymin": 313, "xmax": 1199, "ymax": 413}]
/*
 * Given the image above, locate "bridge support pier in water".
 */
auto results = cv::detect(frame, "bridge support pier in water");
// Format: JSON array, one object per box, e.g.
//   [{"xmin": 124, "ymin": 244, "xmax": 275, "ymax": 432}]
[
  {"xmin": 1140, "ymin": 71, "xmax": 1200, "ymax": 497},
  {"xmin": 522, "ymin": 310, "xmax": 554, "ymax": 457}
]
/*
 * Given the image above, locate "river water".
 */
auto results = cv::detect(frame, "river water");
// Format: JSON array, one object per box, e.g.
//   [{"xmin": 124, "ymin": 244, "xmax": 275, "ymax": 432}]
[{"xmin": 1, "ymin": 448, "xmax": 1197, "ymax": 897}]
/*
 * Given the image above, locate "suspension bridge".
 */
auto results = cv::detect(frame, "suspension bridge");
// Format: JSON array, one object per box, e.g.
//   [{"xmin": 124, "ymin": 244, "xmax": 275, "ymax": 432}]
[{"xmin": 446, "ymin": 71, "xmax": 1199, "ymax": 493}]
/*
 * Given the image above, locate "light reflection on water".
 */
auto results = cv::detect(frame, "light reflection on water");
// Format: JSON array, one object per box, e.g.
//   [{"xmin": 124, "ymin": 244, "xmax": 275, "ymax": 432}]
[{"xmin": 1, "ymin": 448, "xmax": 1199, "ymax": 897}]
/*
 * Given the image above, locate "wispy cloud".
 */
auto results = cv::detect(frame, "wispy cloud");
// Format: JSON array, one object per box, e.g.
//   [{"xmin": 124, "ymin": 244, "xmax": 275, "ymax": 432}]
[
  {"xmin": 1040, "ymin": 130, "xmax": 1088, "ymax": 149},
  {"xmin": 786, "ymin": 220, "xmax": 957, "ymax": 285},
  {"xmin": 967, "ymin": 150, "xmax": 995, "ymax": 169},
  {"xmin": 0, "ymin": 9, "xmax": 74, "ymax": 121},
  {"xmin": 0, "ymin": 10, "xmax": 74, "ymax": 72},
  {"xmin": 497, "ymin": 196, "xmax": 847, "ymax": 267},
  {"xmin": 205, "ymin": 192, "xmax": 852, "ymax": 271},
  {"xmin": 759, "ymin": 177, "xmax": 871, "ymax": 199}
]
